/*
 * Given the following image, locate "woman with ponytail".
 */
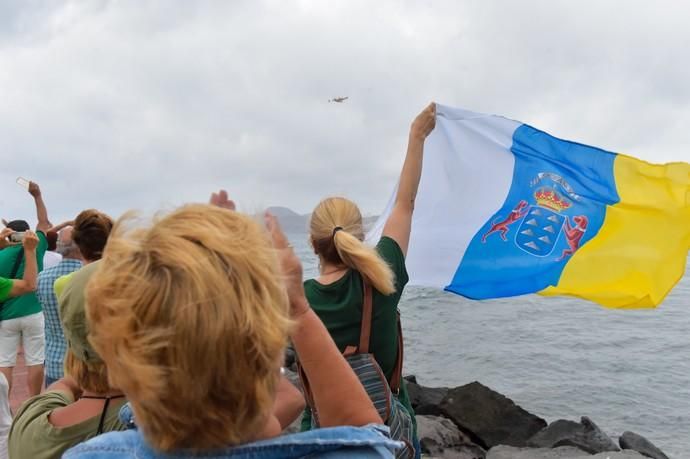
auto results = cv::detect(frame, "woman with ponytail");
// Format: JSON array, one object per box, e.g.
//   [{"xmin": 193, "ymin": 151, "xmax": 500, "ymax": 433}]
[{"xmin": 301, "ymin": 103, "xmax": 436, "ymax": 458}]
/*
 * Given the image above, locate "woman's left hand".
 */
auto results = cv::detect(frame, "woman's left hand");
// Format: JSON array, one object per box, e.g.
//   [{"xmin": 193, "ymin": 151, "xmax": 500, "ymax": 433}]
[{"xmin": 209, "ymin": 189, "xmax": 236, "ymax": 211}]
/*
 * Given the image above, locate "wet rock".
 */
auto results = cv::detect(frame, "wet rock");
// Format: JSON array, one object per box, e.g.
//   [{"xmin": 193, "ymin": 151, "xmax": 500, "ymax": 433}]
[
  {"xmin": 487, "ymin": 445, "xmax": 647, "ymax": 459},
  {"xmin": 417, "ymin": 415, "xmax": 485, "ymax": 458},
  {"xmin": 404, "ymin": 374, "xmax": 418, "ymax": 384},
  {"xmin": 407, "ymin": 380, "xmax": 449, "ymax": 416},
  {"xmin": 527, "ymin": 417, "xmax": 619, "ymax": 454},
  {"xmin": 487, "ymin": 445, "xmax": 590, "ymax": 459},
  {"xmin": 439, "ymin": 381, "xmax": 547, "ymax": 448},
  {"xmin": 425, "ymin": 446, "xmax": 487, "ymax": 459},
  {"xmin": 619, "ymin": 431, "xmax": 669, "ymax": 459}
]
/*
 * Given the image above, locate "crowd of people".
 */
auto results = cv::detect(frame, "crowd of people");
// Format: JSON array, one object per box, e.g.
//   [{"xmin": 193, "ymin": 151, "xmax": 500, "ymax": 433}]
[{"xmin": 0, "ymin": 103, "xmax": 436, "ymax": 458}]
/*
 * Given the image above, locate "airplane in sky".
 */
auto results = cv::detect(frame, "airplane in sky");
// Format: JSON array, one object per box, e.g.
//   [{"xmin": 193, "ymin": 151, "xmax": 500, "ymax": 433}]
[{"xmin": 328, "ymin": 96, "xmax": 349, "ymax": 103}]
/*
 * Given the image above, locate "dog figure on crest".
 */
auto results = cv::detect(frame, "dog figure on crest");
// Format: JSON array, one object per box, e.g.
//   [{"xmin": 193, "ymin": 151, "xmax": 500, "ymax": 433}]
[{"xmin": 481, "ymin": 200, "xmax": 529, "ymax": 243}]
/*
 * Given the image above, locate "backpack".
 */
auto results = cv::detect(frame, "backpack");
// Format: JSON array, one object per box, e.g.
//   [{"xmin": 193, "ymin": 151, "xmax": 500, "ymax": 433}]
[{"xmin": 299, "ymin": 282, "xmax": 415, "ymax": 459}]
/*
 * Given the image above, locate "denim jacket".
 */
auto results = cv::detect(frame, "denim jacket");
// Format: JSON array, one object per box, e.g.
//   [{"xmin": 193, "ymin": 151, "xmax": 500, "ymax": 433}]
[{"xmin": 63, "ymin": 423, "xmax": 402, "ymax": 458}]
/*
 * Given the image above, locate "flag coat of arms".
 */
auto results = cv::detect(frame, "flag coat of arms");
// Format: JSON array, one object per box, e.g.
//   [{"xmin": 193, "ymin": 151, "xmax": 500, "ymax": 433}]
[{"xmin": 369, "ymin": 104, "xmax": 690, "ymax": 308}]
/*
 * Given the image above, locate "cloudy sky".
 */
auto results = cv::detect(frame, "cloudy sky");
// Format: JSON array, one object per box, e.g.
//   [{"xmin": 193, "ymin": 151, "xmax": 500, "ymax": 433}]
[{"xmin": 2, "ymin": 1, "xmax": 689, "ymax": 224}]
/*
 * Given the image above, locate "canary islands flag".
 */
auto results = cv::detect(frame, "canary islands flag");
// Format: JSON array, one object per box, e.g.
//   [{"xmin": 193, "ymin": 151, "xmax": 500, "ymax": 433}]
[{"xmin": 369, "ymin": 104, "xmax": 690, "ymax": 308}]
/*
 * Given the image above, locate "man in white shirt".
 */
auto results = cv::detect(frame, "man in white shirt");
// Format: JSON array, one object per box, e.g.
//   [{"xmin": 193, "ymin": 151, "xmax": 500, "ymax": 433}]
[{"xmin": 42, "ymin": 231, "xmax": 62, "ymax": 269}]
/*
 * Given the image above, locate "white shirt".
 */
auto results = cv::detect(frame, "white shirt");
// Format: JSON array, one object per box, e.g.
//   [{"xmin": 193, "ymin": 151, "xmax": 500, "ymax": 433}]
[{"xmin": 42, "ymin": 251, "xmax": 62, "ymax": 269}]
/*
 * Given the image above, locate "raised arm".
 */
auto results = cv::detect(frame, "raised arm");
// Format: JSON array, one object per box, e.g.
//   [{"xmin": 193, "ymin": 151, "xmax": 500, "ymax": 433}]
[
  {"xmin": 8, "ymin": 231, "xmax": 39, "ymax": 297},
  {"xmin": 29, "ymin": 182, "xmax": 51, "ymax": 233},
  {"xmin": 49, "ymin": 220, "xmax": 75, "ymax": 233},
  {"xmin": 382, "ymin": 103, "xmax": 436, "ymax": 255},
  {"xmin": 266, "ymin": 214, "xmax": 382, "ymax": 428}
]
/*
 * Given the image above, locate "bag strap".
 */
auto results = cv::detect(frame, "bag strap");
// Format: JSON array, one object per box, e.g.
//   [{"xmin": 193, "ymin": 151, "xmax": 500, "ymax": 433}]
[
  {"xmin": 389, "ymin": 311, "xmax": 404, "ymax": 394},
  {"xmin": 297, "ymin": 361, "xmax": 320, "ymax": 425},
  {"xmin": 358, "ymin": 282, "xmax": 373, "ymax": 353}
]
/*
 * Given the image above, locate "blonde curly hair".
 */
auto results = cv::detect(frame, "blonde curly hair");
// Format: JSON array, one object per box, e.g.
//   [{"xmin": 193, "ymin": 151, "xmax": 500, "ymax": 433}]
[{"xmin": 85, "ymin": 204, "xmax": 291, "ymax": 451}]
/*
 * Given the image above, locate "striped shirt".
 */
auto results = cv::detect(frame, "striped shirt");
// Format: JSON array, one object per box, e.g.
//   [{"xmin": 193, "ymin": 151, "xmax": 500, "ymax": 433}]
[{"xmin": 36, "ymin": 259, "xmax": 83, "ymax": 380}]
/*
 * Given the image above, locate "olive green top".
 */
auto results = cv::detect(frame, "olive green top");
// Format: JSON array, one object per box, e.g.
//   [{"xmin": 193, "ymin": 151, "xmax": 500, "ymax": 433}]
[
  {"xmin": 300, "ymin": 236, "xmax": 416, "ymax": 434},
  {"xmin": 8, "ymin": 391, "xmax": 127, "ymax": 459}
]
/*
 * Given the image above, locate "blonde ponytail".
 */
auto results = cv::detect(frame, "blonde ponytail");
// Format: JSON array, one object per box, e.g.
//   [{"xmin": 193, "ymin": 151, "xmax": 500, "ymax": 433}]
[
  {"xmin": 310, "ymin": 197, "xmax": 396, "ymax": 295},
  {"xmin": 333, "ymin": 230, "xmax": 396, "ymax": 295}
]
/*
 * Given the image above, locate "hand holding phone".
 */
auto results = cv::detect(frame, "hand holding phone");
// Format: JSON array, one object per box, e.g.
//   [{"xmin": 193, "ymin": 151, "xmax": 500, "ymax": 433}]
[
  {"xmin": 9, "ymin": 232, "xmax": 26, "ymax": 243},
  {"xmin": 16, "ymin": 177, "xmax": 30, "ymax": 190}
]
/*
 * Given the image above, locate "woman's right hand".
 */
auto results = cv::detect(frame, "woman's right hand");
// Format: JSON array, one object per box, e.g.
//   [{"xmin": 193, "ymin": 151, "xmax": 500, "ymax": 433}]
[{"xmin": 410, "ymin": 102, "xmax": 436, "ymax": 140}]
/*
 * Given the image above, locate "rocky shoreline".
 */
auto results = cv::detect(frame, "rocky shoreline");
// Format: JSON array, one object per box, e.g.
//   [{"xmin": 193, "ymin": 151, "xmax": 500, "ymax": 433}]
[
  {"xmin": 283, "ymin": 365, "xmax": 671, "ymax": 459},
  {"xmin": 406, "ymin": 375, "xmax": 669, "ymax": 459}
]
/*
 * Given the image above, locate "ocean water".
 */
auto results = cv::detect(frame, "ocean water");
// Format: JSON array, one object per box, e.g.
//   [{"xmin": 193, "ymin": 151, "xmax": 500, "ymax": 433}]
[{"xmin": 291, "ymin": 232, "xmax": 689, "ymax": 458}]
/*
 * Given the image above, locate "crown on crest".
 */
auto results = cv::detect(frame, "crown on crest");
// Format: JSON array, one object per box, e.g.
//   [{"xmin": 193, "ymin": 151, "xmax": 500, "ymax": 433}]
[{"xmin": 534, "ymin": 188, "xmax": 571, "ymax": 212}]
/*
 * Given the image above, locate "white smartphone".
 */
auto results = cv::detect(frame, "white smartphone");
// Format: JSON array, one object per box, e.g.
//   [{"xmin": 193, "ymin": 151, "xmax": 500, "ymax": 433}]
[{"xmin": 16, "ymin": 177, "xmax": 30, "ymax": 189}]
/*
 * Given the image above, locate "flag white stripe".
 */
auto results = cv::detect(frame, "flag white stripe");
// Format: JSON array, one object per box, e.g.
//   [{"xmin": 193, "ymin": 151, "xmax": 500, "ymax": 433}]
[{"xmin": 368, "ymin": 105, "xmax": 521, "ymax": 288}]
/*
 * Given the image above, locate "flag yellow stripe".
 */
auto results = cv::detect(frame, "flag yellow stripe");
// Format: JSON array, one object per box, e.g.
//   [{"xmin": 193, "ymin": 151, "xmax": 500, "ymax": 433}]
[{"xmin": 541, "ymin": 154, "xmax": 690, "ymax": 307}]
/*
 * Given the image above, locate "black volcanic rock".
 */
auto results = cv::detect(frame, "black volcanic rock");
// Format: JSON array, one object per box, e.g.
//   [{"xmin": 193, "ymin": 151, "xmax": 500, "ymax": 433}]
[
  {"xmin": 417, "ymin": 415, "xmax": 486, "ymax": 458},
  {"xmin": 528, "ymin": 417, "xmax": 619, "ymax": 454},
  {"xmin": 439, "ymin": 381, "xmax": 547, "ymax": 449},
  {"xmin": 619, "ymin": 431, "xmax": 669, "ymax": 459},
  {"xmin": 407, "ymin": 380, "xmax": 449, "ymax": 416}
]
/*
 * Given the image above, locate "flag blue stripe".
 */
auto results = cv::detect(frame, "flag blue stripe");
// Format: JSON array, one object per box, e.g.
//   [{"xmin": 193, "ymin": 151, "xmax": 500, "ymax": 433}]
[{"xmin": 446, "ymin": 124, "xmax": 620, "ymax": 299}]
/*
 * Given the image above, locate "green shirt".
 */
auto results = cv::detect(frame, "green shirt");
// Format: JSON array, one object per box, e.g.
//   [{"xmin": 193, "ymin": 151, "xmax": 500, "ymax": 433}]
[
  {"xmin": 0, "ymin": 277, "xmax": 12, "ymax": 303},
  {"xmin": 300, "ymin": 236, "xmax": 416, "ymax": 434},
  {"xmin": 8, "ymin": 390, "xmax": 127, "ymax": 459},
  {"xmin": 0, "ymin": 231, "xmax": 48, "ymax": 320}
]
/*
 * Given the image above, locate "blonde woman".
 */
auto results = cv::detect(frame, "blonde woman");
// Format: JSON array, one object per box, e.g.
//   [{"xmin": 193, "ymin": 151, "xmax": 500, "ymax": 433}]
[
  {"xmin": 301, "ymin": 103, "xmax": 436, "ymax": 458},
  {"xmin": 64, "ymin": 198, "xmax": 401, "ymax": 458}
]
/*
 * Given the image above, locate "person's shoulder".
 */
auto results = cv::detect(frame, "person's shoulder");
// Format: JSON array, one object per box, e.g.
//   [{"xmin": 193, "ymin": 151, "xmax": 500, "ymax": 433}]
[
  {"xmin": 63, "ymin": 430, "xmax": 139, "ymax": 458},
  {"xmin": 54, "ymin": 272, "xmax": 77, "ymax": 297},
  {"xmin": 36, "ymin": 230, "xmax": 48, "ymax": 246},
  {"xmin": 376, "ymin": 236, "xmax": 404, "ymax": 256},
  {"xmin": 38, "ymin": 264, "xmax": 63, "ymax": 281},
  {"xmin": 18, "ymin": 390, "xmax": 73, "ymax": 412},
  {"xmin": 11, "ymin": 391, "xmax": 72, "ymax": 431},
  {"xmin": 375, "ymin": 237, "xmax": 409, "ymax": 289}
]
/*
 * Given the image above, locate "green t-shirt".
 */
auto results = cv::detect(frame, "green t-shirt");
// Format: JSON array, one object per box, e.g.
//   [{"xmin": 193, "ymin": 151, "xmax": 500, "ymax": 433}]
[
  {"xmin": 0, "ymin": 231, "xmax": 48, "ymax": 320},
  {"xmin": 0, "ymin": 277, "xmax": 13, "ymax": 303},
  {"xmin": 300, "ymin": 236, "xmax": 416, "ymax": 434},
  {"xmin": 8, "ymin": 390, "xmax": 127, "ymax": 459}
]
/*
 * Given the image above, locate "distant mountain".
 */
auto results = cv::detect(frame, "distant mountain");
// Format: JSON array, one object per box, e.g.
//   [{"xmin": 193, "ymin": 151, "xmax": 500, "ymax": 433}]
[
  {"xmin": 267, "ymin": 207, "xmax": 309, "ymax": 234},
  {"xmin": 266, "ymin": 206, "xmax": 301, "ymax": 218},
  {"xmin": 266, "ymin": 206, "xmax": 380, "ymax": 235}
]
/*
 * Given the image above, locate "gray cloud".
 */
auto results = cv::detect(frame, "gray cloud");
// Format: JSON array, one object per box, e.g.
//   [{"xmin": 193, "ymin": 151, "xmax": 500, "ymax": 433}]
[{"xmin": 1, "ymin": 0, "xmax": 689, "ymax": 224}]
